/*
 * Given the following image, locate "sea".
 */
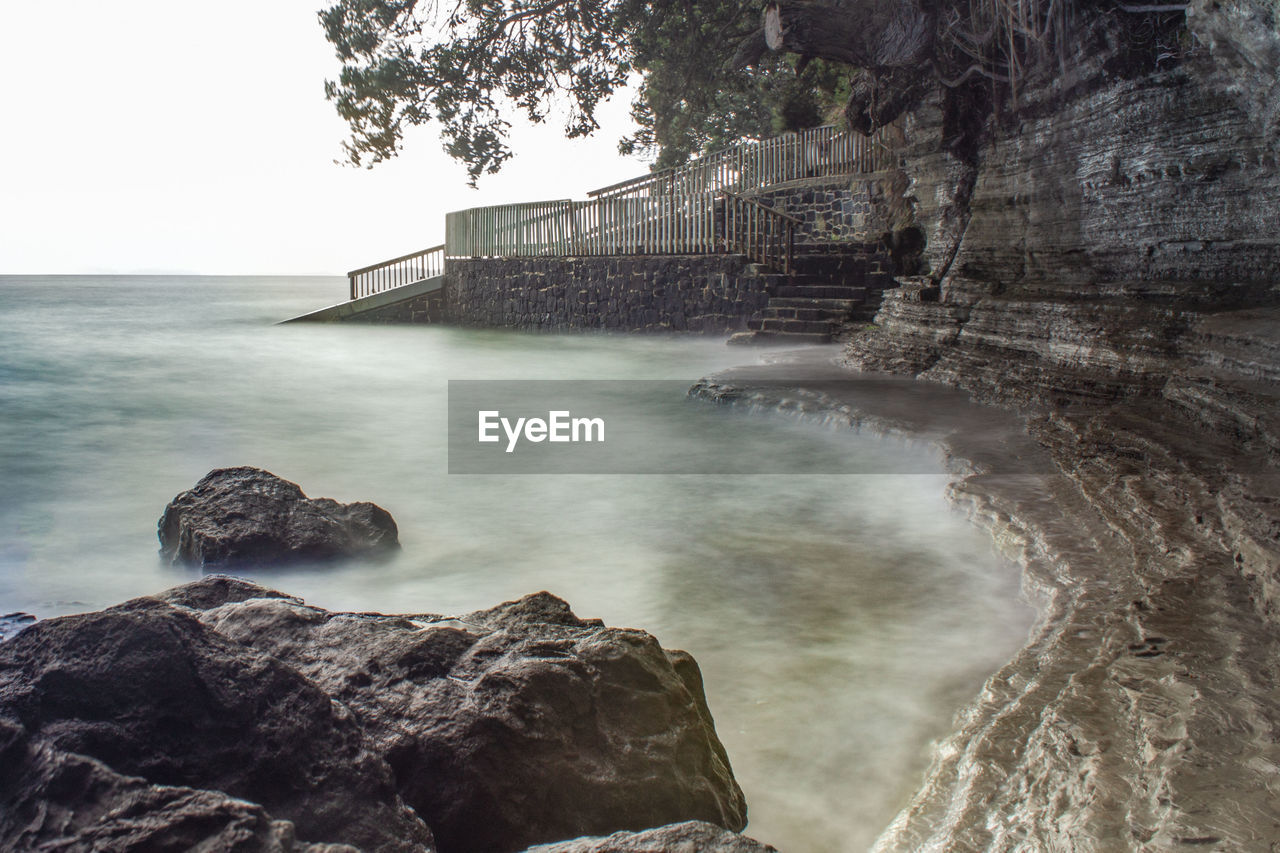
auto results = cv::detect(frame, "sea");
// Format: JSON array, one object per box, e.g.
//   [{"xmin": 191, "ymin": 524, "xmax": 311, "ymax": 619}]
[{"xmin": 0, "ymin": 274, "xmax": 1035, "ymax": 852}]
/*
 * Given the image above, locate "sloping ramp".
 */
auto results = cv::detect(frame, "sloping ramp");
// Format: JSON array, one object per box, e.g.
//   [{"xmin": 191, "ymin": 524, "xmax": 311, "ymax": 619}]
[{"xmin": 280, "ymin": 275, "xmax": 444, "ymax": 323}]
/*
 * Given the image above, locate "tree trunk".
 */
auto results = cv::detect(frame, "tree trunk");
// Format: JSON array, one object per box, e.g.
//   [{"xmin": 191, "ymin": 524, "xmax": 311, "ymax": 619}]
[
  {"xmin": 762, "ymin": 0, "xmax": 933, "ymax": 69},
  {"xmin": 845, "ymin": 66, "xmax": 932, "ymax": 133}
]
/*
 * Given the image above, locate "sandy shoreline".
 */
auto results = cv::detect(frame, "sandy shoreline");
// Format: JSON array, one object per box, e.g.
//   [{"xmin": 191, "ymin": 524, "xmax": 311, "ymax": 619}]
[{"xmin": 693, "ymin": 348, "xmax": 1280, "ymax": 851}]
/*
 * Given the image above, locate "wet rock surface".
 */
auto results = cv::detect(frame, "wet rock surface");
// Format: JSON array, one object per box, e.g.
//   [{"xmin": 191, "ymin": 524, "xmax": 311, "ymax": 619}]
[
  {"xmin": 157, "ymin": 467, "xmax": 399, "ymax": 569},
  {"xmin": 717, "ymin": 8, "xmax": 1280, "ymax": 838},
  {"xmin": 195, "ymin": 586, "xmax": 746, "ymax": 852},
  {"xmin": 0, "ymin": 718, "xmax": 337, "ymax": 853},
  {"xmin": 0, "ymin": 594, "xmax": 431, "ymax": 852},
  {"xmin": 0, "ymin": 612, "xmax": 34, "ymax": 642},
  {"xmin": 693, "ymin": 352, "xmax": 1280, "ymax": 850},
  {"xmin": 523, "ymin": 820, "xmax": 778, "ymax": 852},
  {"xmin": 0, "ymin": 578, "xmax": 746, "ymax": 853}
]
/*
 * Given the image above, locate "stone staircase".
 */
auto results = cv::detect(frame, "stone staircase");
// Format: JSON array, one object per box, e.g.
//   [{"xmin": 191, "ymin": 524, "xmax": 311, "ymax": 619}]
[{"xmin": 729, "ymin": 244, "xmax": 896, "ymax": 345}]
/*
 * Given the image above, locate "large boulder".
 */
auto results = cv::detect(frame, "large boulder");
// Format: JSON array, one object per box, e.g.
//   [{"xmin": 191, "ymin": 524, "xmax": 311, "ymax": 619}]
[
  {"xmin": 0, "ymin": 578, "xmax": 749, "ymax": 853},
  {"xmin": 0, "ymin": 596, "xmax": 433, "ymax": 851},
  {"xmin": 157, "ymin": 467, "xmax": 399, "ymax": 569},
  {"xmin": 182, "ymin": 579, "xmax": 748, "ymax": 853}
]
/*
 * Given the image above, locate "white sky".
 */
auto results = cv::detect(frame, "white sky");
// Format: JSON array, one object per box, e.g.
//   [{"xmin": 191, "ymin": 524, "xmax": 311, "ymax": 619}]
[{"xmin": 0, "ymin": 0, "xmax": 647, "ymax": 275}]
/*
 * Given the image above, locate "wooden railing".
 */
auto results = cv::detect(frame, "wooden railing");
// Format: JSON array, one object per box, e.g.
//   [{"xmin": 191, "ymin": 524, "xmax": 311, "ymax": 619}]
[
  {"xmin": 349, "ymin": 124, "xmax": 895, "ymax": 297},
  {"xmin": 348, "ymin": 244, "xmax": 444, "ymax": 300},
  {"xmin": 445, "ymin": 192, "xmax": 800, "ymax": 270},
  {"xmin": 722, "ymin": 193, "xmax": 802, "ymax": 273},
  {"xmin": 444, "ymin": 123, "xmax": 894, "ymax": 268},
  {"xmin": 572, "ymin": 192, "xmax": 721, "ymax": 255},
  {"xmin": 446, "ymin": 194, "xmax": 721, "ymax": 258},
  {"xmin": 588, "ymin": 124, "xmax": 891, "ymax": 203},
  {"xmin": 446, "ymin": 202, "xmax": 575, "ymax": 258}
]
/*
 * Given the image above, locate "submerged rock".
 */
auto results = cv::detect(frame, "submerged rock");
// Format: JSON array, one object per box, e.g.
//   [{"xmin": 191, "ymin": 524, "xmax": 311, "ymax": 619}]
[
  {"xmin": 0, "ymin": 612, "xmax": 35, "ymax": 642},
  {"xmin": 0, "ymin": 577, "xmax": 747, "ymax": 853},
  {"xmin": 157, "ymin": 467, "xmax": 399, "ymax": 569},
  {"xmin": 522, "ymin": 820, "xmax": 778, "ymax": 852}
]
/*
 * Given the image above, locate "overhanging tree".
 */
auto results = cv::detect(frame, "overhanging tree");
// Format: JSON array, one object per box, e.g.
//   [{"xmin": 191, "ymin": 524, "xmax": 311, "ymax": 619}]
[
  {"xmin": 612, "ymin": 1, "xmax": 850, "ymax": 168},
  {"xmin": 319, "ymin": 0, "xmax": 850, "ymax": 181},
  {"xmin": 320, "ymin": 0, "xmax": 631, "ymax": 181},
  {"xmin": 321, "ymin": 0, "xmax": 1187, "ymax": 181}
]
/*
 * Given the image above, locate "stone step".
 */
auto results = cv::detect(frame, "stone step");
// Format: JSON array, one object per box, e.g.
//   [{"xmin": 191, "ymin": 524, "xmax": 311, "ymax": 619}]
[
  {"xmin": 793, "ymin": 242, "xmax": 879, "ymax": 255},
  {"xmin": 793, "ymin": 252, "xmax": 870, "ymax": 266},
  {"xmin": 787, "ymin": 272, "xmax": 870, "ymax": 282},
  {"xmin": 758, "ymin": 317, "xmax": 836, "ymax": 334},
  {"xmin": 760, "ymin": 306, "xmax": 844, "ymax": 321},
  {"xmin": 789, "ymin": 273, "xmax": 869, "ymax": 288},
  {"xmin": 792, "ymin": 254, "xmax": 870, "ymax": 268},
  {"xmin": 791, "ymin": 267, "xmax": 870, "ymax": 283},
  {"xmin": 775, "ymin": 285, "xmax": 868, "ymax": 299},
  {"xmin": 727, "ymin": 330, "xmax": 832, "ymax": 346},
  {"xmin": 767, "ymin": 297, "xmax": 860, "ymax": 311}
]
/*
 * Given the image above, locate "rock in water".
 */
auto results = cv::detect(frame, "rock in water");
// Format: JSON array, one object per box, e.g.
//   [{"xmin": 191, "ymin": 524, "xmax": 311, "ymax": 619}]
[
  {"xmin": 196, "ymin": 585, "xmax": 748, "ymax": 853},
  {"xmin": 522, "ymin": 820, "xmax": 778, "ymax": 852},
  {"xmin": 0, "ymin": 596, "xmax": 433, "ymax": 852},
  {"xmin": 0, "ymin": 612, "xmax": 35, "ymax": 642},
  {"xmin": 0, "ymin": 577, "xmax": 748, "ymax": 853},
  {"xmin": 157, "ymin": 467, "xmax": 399, "ymax": 569}
]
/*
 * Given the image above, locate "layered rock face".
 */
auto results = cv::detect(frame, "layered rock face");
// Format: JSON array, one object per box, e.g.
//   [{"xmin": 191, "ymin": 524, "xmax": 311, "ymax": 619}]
[
  {"xmin": 849, "ymin": 31, "xmax": 1280, "ymax": 406},
  {"xmin": 0, "ymin": 577, "xmax": 754, "ymax": 852},
  {"xmin": 838, "ymin": 3, "xmax": 1280, "ymax": 849}
]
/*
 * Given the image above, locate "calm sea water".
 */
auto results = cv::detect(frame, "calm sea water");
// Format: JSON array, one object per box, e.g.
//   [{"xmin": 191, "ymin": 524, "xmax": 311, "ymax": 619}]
[{"xmin": 0, "ymin": 275, "xmax": 1034, "ymax": 851}]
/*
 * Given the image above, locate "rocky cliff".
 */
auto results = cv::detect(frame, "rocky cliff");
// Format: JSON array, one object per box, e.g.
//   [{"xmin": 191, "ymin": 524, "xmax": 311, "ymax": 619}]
[{"xmin": 839, "ymin": 1, "xmax": 1280, "ymax": 848}]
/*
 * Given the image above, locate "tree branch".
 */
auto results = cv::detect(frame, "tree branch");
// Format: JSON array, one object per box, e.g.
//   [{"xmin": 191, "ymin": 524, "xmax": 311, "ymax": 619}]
[{"xmin": 730, "ymin": 29, "xmax": 770, "ymax": 69}]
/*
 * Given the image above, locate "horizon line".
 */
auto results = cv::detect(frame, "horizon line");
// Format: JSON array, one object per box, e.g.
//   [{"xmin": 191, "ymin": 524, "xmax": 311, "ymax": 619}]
[{"xmin": 0, "ymin": 271, "xmax": 346, "ymax": 278}]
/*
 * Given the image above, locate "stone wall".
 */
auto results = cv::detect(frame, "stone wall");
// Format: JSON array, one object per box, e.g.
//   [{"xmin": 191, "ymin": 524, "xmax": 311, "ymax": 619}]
[
  {"xmin": 347, "ymin": 291, "xmax": 442, "ymax": 324},
  {"xmin": 424, "ymin": 175, "xmax": 901, "ymax": 333},
  {"xmin": 740, "ymin": 175, "xmax": 896, "ymax": 244},
  {"xmin": 443, "ymin": 254, "xmax": 776, "ymax": 333}
]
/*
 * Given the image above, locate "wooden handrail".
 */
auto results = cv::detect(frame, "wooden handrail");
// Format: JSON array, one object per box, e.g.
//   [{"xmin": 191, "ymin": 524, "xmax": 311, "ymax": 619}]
[
  {"xmin": 347, "ymin": 244, "xmax": 445, "ymax": 278},
  {"xmin": 440, "ymin": 192, "xmax": 801, "ymax": 272},
  {"xmin": 721, "ymin": 192, "xmax": 804, "ymax": 226},
  {"xmin": 588, "ymin": 123, "xmax": 891, "ymax": 200},
  {"xmin": 446, "ymin": 201, "xmax": 575, "ymax": 259},
  {"xmin": 344, "ymin": 122, "xmax": 900, "ymax": 299},
  {"xmin": 349, "ymin": 244, "xmax": 445, "ymax": 300},
  {"xmin": 589, "ymin": 167, "xmax": 685, "ymax": 199},
  {"xmin": 721, "ymin": 193, "xmax": 797, "ymax": 274}
]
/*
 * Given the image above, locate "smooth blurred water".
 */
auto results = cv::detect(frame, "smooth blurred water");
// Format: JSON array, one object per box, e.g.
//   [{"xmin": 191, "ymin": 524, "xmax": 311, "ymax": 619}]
[{"xmin": 0, "ymin": 275, "xmax": 1034, "ymax": 852}]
